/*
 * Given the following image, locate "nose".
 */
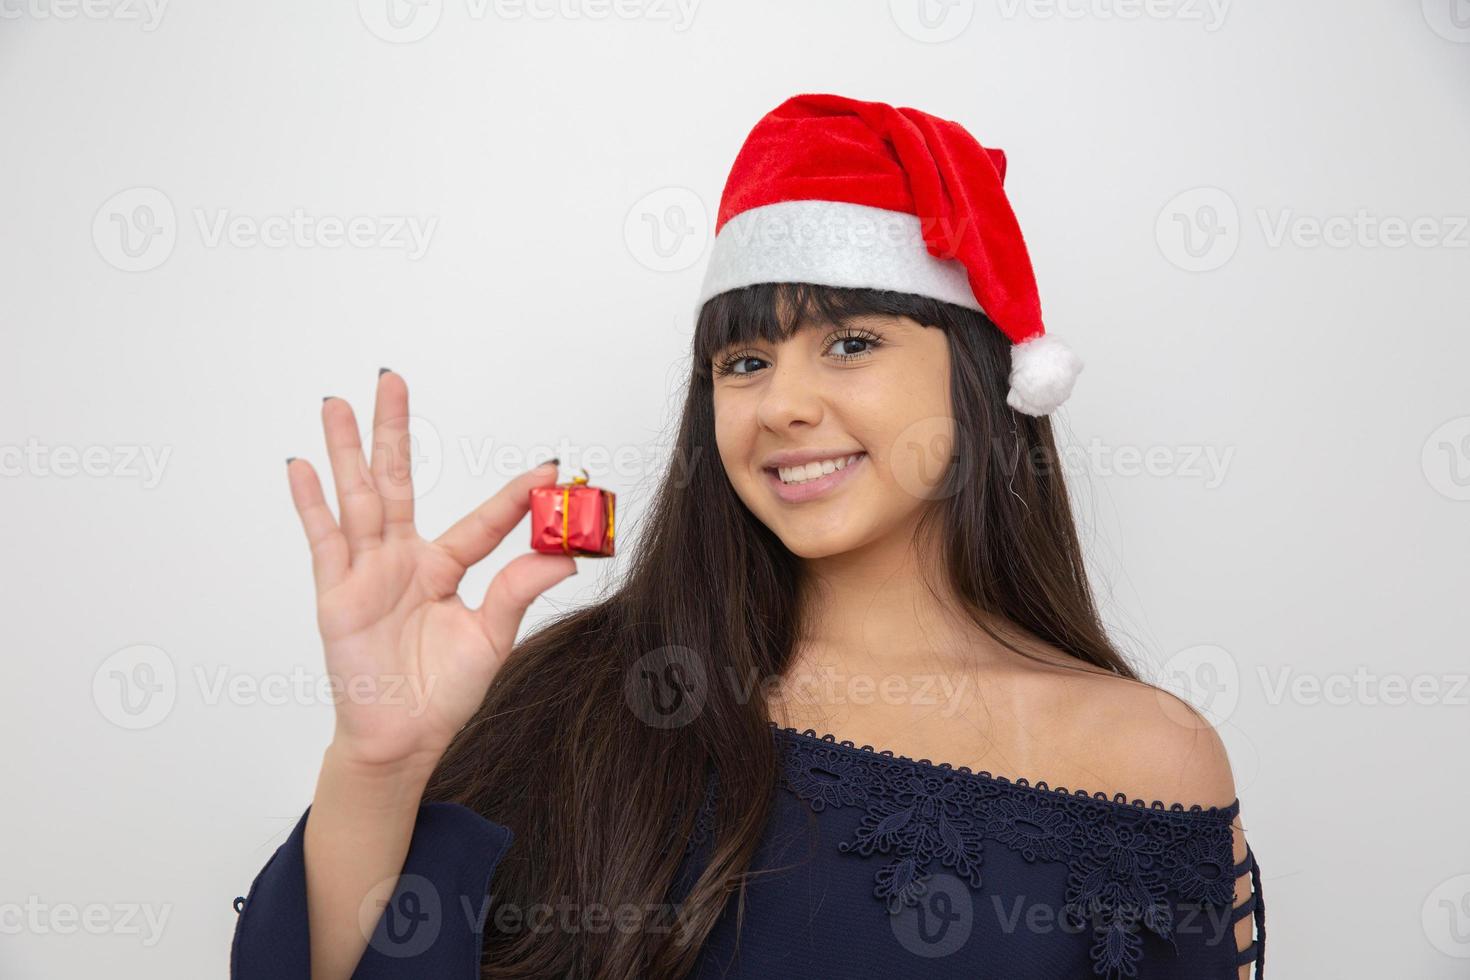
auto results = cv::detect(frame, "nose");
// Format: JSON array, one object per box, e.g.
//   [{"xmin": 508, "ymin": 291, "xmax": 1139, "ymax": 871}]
[{"xmin": 755, "ymin": 351, "xmax": 826, "ymax": 433}]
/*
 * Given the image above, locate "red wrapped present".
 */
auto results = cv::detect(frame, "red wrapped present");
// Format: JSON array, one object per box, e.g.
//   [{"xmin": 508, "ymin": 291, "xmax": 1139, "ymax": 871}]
[{"xmin": 530, "ymin": 469, "xmax": 615, "ymax": 557}]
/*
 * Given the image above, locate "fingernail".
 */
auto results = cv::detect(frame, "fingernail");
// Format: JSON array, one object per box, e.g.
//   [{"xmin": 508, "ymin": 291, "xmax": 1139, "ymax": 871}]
[
  {"xmin": 379, "ymin": 367, "xmax": 391, "ymax": 376},
  {"xmin": 322, "ymin": 396, "xmax": 333, "ymax": 403},
  {"xmin": 286, "ymin": 456, "xmax": 296, "ymax": 464},
  {"xmin": 540, "ymin": 457, "xmax": 560, "ymax": 468}
]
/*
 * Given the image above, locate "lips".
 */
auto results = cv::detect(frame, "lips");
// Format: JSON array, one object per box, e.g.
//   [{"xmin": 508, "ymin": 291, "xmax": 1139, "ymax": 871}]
[{"xmin": 763, "ymin": 451, "xmax": 867, "ymax": 503}]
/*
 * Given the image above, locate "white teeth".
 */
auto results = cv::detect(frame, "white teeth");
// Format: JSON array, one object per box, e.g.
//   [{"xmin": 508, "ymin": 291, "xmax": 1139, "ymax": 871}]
[{"xmin": 776, "ymin": 453, "xmax": 863, "ymax": 485}]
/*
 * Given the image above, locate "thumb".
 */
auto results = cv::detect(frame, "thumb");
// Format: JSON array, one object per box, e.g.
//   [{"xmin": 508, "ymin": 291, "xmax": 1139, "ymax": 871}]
[{"xmin": 475, "ymin": 551, "xmax": 578, "ymax": 658}]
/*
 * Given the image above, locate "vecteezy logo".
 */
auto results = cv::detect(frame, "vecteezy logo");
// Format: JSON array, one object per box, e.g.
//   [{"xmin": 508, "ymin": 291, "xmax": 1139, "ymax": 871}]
[
  {"xmin": 1155, "ymin": 643, "xmax": 1240, "ymax": 727},
  {"xmin": 93, "ymin": 188, "xmax": 177, "ymax": 272},
  {"xmin": 889, "ymin": 0, "xmax": 975, "ymax": 42},
  {"xmin": 1155, "ymin": 186, "xmax": 1239, "ymax": 272},
  {"xmin": 1423, "ymin": 874, "xmax": 1470, "ymax": 957},
  {"xmin": 623, "ymin": 645, "xmax": 708, "ymax": 728},
  {"xmin": 622, "ymin": 187, "xmax": 708, "ymax": 273},
  {"xmin": 370, "ymin": 413, "xmax": 444, "ymax": 501},
  {"xmin": 364, "ymin": 873, "xmax": 442, "ymax": 958},
  {"xmin": 358, "ymin": 0, "xmax": 443, "ymax": 43},
  {"xmin": 890, "ymin": 872, "xmax": 973, "ymax": 958},
  {"xmin": 92, "ymin": 644, "xmax": 178, "ymax": 729},
  {"xmin": 888, "ymin": 415, "xmax": 962, "ymax": 502},
  {"xmin": 1423, "ymin": 0, "xmax": 1470, "ymax": 42},
  {"xmin": 1422, "ymin": 416, "xmax": 1470, "ymax": 501}
]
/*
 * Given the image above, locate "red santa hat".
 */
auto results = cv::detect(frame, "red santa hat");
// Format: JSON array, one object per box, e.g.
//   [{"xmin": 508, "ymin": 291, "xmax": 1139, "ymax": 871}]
[{"xmin": 697, "ymin": 92, "xmax": 1083, "ymax": 416}]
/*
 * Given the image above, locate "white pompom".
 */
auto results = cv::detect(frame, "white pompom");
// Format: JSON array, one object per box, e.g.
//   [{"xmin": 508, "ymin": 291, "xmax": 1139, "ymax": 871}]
[{"xmin": 1006, "ymin": 334, "xmax": 1083, "ymax": 416}]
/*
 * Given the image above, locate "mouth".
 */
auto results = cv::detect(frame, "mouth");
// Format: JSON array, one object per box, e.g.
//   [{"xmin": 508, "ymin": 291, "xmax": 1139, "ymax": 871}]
[{"xmin": 763, "ymin": 451, "xmax": 867, "ymax": 503}]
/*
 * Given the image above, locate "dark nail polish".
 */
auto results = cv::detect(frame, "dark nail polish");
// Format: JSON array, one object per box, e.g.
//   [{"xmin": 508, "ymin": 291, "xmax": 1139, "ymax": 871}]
[
  {"xmin": 286, "ymin": 456, "xmax": 297, "ymax": 464},
  {"xmin": 379, "ymin": 367, "xmax": 391, "ymax": 376},
  {"xmin": 323, "ymin": 396, "xmax": 333, "ymax": 403}
]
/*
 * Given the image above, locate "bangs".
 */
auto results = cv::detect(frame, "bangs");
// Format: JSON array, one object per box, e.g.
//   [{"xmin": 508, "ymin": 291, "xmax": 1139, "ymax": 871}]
[{"xmin": 692, "ymin": 282, "xmax": 954, "ymax": 377}]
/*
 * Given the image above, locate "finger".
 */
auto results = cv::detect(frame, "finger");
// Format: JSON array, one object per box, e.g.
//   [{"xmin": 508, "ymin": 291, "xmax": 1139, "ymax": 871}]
[
  {"xmin": 368, "ymin": 369, "xmax": 416, "ymax": 540},
  {"xmin": 321, "ymin": 396, "xmax": 384, "ymax": 560},
  {"xmin": 433, "ymin": 459, "xmax": 560, "ymax": 570},
  {"xmin": 476, "ymin": 551, "xmax": 578, "ymax": 659},
  {"xmin": 285, "ymin": 457, "xmax": 349, "ymax": 593}
]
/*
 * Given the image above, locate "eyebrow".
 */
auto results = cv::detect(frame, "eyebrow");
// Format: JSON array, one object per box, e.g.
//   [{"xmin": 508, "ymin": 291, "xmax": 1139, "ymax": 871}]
[{"xmin": 784, "ymin": 315, "xmax": 846, "ymax": 337}]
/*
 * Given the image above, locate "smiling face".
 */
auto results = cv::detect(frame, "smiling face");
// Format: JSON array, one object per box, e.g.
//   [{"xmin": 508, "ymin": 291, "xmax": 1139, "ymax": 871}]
[{"xmin": 711, "ymin": 298, "xmax": 957, "ymax": 560}]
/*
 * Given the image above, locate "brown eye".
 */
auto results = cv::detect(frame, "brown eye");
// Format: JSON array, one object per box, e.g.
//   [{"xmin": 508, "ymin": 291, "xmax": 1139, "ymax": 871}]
[
  {"xmin": 824, "ymin": 329, "xmax": 884, "ymax": 362},
  {"xmin": 714, "ymin": 350, "xmax": 766, "ymax": 377}
]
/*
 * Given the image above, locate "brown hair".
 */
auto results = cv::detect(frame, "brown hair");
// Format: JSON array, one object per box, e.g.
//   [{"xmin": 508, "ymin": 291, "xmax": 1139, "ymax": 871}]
[{"xmin": 423, "ymin": 281, "xmax": 1138, "ymax": 979}]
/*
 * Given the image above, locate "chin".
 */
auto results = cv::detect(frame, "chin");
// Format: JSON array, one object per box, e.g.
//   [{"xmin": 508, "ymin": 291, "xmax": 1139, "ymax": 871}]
[
  {"xmin": 768, "ymin": 523, "xmax": 867, "ymax": 560},
  {"xmin": 778, "ymin": 538, "xmax": 850, "ymax": 560}
]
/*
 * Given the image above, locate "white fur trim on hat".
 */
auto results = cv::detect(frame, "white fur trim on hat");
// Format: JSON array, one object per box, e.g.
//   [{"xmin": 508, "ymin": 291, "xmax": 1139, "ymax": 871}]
[
  {"xmin": 698, "ymin": 199, "xmax": 985, "ymax": 313},
  {"xmin": 1007, "ymin": 334, "xmax": 1083, "ymax": 416}
]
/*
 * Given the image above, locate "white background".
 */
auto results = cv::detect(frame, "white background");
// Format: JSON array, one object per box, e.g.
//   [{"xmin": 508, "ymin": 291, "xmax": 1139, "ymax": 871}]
[{"xmin": 2, "ymin": 0, "xmax": 1468, "ymax": 976}]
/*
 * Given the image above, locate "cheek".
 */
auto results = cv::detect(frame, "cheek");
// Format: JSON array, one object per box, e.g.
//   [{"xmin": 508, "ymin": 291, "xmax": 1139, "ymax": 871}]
[
  {"xmin": 712, "ymin": 397, "xmax": 753, "ymax": 476},
  {"xmin": 857, "ymin": 377, "xmax": 954, "ymax": 503},
  {"xmin": 884, "ymin": 417, "xmax": 955, "ymax": 502}
]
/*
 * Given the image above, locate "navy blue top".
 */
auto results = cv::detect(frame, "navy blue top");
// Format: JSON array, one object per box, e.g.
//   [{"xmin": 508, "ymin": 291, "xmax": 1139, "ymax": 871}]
[{"xmin": 232, "ymin": 723, "xmax": 1265, "ymax": 978}]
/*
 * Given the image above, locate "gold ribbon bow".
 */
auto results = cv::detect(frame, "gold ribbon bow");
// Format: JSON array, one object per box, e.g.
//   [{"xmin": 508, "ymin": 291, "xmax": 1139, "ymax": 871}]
[{"xmin": 559, "ymin": 468, "xmax": 615, "ymax": 556}]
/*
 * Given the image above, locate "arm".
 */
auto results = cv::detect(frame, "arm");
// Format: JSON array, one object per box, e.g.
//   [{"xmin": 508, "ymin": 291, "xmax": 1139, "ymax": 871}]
[
  {"xmin": 232, "ymin": 371, "xmax": 574, "ymax": 978},
  {"xmin": 1087, "ymin": 680, "xmax": 1265, "ymax": 978},
  {"xmin": 301, "ymin": 747, "xmax": 440, "ymax": 977},
  {"xmin": 231, "ymin": 791, "xmax": 515, "ymax": 978},
  {"xmin": 1230, "ymin": 815, "xmax": 1264, "ymax": 979}
]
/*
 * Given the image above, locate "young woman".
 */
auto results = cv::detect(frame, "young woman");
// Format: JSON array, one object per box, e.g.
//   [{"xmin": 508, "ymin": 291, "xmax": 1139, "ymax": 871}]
[{"xmin": 231, "ymin": 93, "xmax": 1265, "ymax": 979}]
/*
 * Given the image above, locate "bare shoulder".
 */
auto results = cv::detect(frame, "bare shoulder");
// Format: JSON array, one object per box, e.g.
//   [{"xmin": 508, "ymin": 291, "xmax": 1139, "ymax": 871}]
[
  {"xmin": 1058, "ymin": 667, "xmax": 1237, "ymax": 809},
  {"xmin": 998, "ymin": 647, "xmax": 1238, "ymax": 811}
]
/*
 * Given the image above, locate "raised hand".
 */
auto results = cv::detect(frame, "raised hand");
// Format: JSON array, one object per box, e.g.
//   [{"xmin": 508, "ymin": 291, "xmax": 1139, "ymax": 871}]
[{"xmin": 285, "ymin": 369, "xmax": 577, "ymax": 772}]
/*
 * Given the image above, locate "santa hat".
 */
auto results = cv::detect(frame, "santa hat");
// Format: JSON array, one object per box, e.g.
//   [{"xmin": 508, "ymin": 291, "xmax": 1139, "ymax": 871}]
[{"xmin": 696, "ymin": 92, "xmax": 1082, "ymax": 417}]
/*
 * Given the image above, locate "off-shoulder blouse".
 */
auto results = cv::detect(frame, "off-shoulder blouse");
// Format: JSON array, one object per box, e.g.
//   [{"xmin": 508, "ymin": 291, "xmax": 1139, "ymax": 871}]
[{"xmin": 232, "ymin": 723, "xmax": 1266, "ymax": 978}]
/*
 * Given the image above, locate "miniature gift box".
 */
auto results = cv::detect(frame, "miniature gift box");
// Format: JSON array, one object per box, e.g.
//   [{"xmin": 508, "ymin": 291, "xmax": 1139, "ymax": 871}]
[{"xmin": 530, "ymin": 469, "xmax": 615, "ymax": 557}]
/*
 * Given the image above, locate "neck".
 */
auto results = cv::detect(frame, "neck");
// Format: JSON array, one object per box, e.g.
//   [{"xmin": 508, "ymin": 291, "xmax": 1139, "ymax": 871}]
[{"xmin": 773, "ymin": 516, "xmax": 1015, "ymax": 727}]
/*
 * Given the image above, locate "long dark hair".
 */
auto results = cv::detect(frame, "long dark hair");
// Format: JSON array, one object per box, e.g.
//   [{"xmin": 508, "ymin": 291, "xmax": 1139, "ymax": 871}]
[{"xmin": 423, "ymin": 281, "xmax": 1138, "ymax": 979}]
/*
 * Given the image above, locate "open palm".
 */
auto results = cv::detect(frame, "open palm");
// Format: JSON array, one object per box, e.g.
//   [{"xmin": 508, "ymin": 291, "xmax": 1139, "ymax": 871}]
[{"xmin": 284, "ymin": 370, "xmax": 575, "ymax": 771}]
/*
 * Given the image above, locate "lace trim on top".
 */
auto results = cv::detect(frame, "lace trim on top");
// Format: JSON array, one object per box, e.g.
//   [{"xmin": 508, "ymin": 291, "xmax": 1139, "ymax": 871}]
[
  {"xmin": 772, "ymin": 723, "xmax": 1242, "ymax": 817},
  {"xmin": 720, "ymin": 723, "xmax": 1243, "ymax": 980}
]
